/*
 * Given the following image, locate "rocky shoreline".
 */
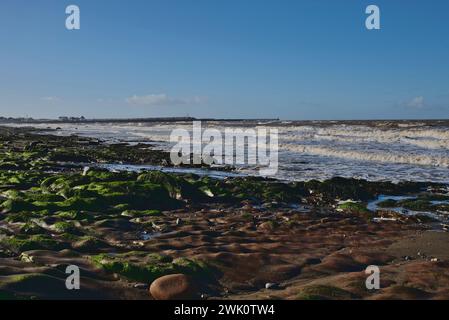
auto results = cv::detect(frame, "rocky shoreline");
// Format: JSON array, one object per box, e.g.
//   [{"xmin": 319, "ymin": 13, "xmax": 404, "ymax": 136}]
[{"xmin": 1, "ymin": 126, "xmax": 449, "ymax": 300}]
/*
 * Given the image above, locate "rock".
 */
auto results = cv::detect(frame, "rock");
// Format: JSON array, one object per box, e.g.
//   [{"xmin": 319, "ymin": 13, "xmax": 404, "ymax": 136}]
[
  {"xmin": 149, "ymin": 274, "xmax": 196, "ymax": 300},
  {"xmin": 403, "ymin": 255, "xmax": 412, "ymax": 261},
  {"xmin": 320, "ymin": 218, "xmax": 330, "ymax": 224},
  {"xmin": 0, "ymin": 250, "xmax": 8, "ymax": 258},
  {"xmin": 152, "ymin": 222, "xmax": 162, "ymax": 231},
  {"xmin": 258, "ymin": 221, "xmax": 277, "ymax": 232},
  {"xmin": 304, "ymin": 257, "xmax": 322, "ymax": 265},
  {"xmin": 26, "ymin": 141, "xmax": 38, "ymax": 150},
  {"xmin": 134, "ymin": 283, "xmax": 149, "ymax": 290},
  {"xmin": 265, "ymin": 282, "xmax": 279, "ymax": 290},
  {"xmin": 72, "ymin": 237, "xmax": 106, "ymax": 251},
  {"xmin": 20, "ymin": 252, "xmax": 34, "ymax": 263}
]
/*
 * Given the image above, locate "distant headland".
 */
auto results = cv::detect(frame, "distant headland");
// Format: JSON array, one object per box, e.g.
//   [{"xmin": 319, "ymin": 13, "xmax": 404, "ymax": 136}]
[{"xmin": 0, "ymin": 116, "xmax": 280, "ymax": 124}]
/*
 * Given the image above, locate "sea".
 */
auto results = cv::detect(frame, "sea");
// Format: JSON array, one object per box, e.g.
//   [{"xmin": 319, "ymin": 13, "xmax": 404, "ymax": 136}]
[{"xmin": 6, "ymin": 120, "xmax": 449, "ymax": 183}]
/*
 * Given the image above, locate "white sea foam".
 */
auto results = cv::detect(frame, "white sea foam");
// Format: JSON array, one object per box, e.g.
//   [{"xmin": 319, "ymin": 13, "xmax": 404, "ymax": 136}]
[
  {"xmin": 278, "ymin": 126, "xmax": 449, "ymax": 149},
  {"xmin": 281, "ymin": 144, "xmax": 449, "ymax": 167}
]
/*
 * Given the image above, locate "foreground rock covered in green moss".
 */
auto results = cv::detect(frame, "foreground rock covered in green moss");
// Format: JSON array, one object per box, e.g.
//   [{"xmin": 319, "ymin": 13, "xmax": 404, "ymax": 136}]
[{"xmin": 1, "ymin": 126, "xmax": 449, "ymax": 300}]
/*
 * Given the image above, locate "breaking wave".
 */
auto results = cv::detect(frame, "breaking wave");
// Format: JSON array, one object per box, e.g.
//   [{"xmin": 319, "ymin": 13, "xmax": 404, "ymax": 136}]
[{"xmin": 281, "ymin": 144, "xmax": 449, "ymax": 167}]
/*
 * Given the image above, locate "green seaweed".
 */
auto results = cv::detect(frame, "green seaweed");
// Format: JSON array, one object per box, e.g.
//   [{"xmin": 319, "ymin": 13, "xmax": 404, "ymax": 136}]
[
  {"xmin": 91, "ymin": 252, "xmax": 212, "ymax": 283},
  {"xmin": 337, "ymin": 202, "xmax": 370, "ymax": 214},
  {"xmin": 1, "ymin": 235, "xmax": 64, "ymax": 253}
]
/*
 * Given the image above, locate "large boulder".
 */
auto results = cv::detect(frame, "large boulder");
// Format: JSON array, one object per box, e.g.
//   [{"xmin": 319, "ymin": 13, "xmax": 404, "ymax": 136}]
[{"xmin": 149, "ymin": 273, "xmax": 196, "ymax": 300}]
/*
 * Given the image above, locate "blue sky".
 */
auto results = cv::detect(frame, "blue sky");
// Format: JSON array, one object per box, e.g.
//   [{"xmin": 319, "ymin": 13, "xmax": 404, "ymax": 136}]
[{"xmin": 0, "ymin": 0, "xmax": 448, "ymax": 120}]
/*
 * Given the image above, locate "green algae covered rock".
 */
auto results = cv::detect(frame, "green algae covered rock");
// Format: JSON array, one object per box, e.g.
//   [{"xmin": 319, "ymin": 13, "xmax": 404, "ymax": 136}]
[
  {"xmin": 51, "ymin": 221, "xmax": 78, "ymax": 233},
  {"xmin": 138, "ymin": 171, "xmax": 201, "ymax": 201},
  {"xmin": 0, "ymin": 199, "xmax": 36, "ymax": 213},
  {"xmin": 72, "ymin": 236, "xmax": 107, "ymax": 252},
  {"xmin": 20, "ymin": 222, "xmax": 47, "ymax": 235},
  {"xmin": 337, "ymin": 201, "xmax": 371, "ymax": 215},
  {"xmin": 91, "ymin": 252, "xmax": 212, "ymax": 283},
  {"xmin": 1, "ymin": 235, "xmax": 64, "ymax": 253}
]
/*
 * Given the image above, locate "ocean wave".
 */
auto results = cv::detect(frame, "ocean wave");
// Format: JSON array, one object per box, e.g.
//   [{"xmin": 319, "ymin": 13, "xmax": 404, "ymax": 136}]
[
  {"xmin": 281, "ymin": 144, "xmax": 449, "ymax": 167},
  {"xmin": 278, "ymin": 125, "xmax": 449, "ymax": 149}
]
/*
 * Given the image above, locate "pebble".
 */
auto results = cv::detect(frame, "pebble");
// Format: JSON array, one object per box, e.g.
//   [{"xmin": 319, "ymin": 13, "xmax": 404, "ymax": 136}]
[
  {"xmin": 134, "ymin": 283, "xmax": 149, "ymax": 290},
  {"xmin": 258, "ymin": 221, "xmax": 275, "ymax": 231},
  {"xmin": 265, "ymin": 282, "xmax": 279, "ymax": 290}
]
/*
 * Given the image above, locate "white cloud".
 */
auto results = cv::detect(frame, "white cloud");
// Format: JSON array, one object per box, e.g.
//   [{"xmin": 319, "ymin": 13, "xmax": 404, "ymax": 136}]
[
  {"xmin": 126, "ymin": 93, "xmax": 205, "ymax": 107},
  {"xmin": 405, "ymin": 96, "xmax": 425, "ymax": 108},
  {"xmin": 41, "ymin": 96, "xmax": 61, "ymax": 102}
]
